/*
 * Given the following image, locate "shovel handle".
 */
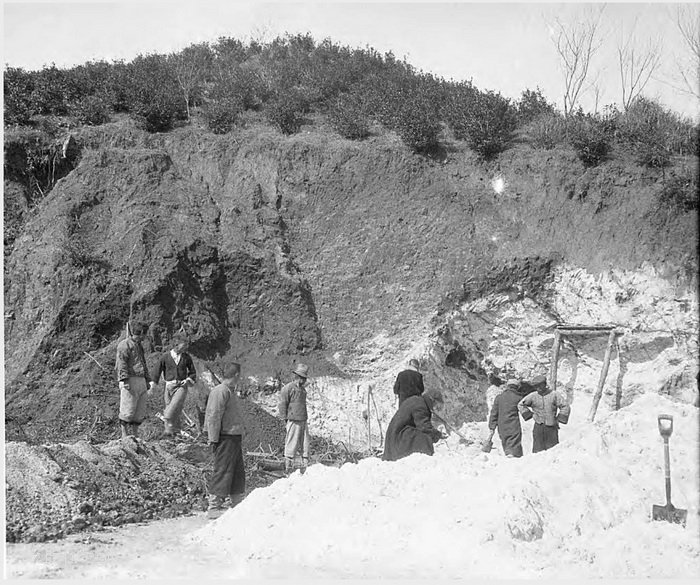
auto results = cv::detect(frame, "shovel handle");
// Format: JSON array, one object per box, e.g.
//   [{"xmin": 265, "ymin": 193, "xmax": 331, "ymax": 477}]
[
  {"xmin": 657, "ymin": 414, "xmax": 673, "ymax": 437},
  {"xmin": 658, "ymin": 415, "xmax": 674, "ymax": 505}
]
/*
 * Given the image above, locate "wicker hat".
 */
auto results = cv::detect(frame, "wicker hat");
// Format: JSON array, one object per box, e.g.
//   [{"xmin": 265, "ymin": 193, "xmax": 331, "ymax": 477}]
[{"xmin": 293, "ymin": 363, "xmax": 309, "ymax": 378}]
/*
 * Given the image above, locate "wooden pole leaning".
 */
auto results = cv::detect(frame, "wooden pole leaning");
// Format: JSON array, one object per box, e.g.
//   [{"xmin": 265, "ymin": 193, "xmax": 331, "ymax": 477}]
[
  {"xmin": 588, "ymin": 330, "xmax": 617, "ymax": 422},
  {"xmin": 550, "ymin": 330, "xmax": 562, "ymax": 393}
]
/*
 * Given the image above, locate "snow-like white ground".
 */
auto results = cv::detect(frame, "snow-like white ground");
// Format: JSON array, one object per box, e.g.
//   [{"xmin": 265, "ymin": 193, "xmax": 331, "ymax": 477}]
[{"xmin": 189, "ymin": 393, "xmax": 699, "ymax": 579}]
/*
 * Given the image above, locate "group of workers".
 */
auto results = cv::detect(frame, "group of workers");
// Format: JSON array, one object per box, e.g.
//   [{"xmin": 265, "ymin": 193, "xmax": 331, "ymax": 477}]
[
  {"xmin": 115, "ymin": 322, "xmax": 314, "ymax": 519},
  {"xmin": 115, "ymin": 323, "xmax": 571, "ymax": 520},
  {"xmin": 383, "ymin": 359, "xmax": 571, "ymax": 461}
]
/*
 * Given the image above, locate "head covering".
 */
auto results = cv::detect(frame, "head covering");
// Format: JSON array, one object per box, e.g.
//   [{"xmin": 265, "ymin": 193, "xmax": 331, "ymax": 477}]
[
  {"xmin": 293, "ymin": 363, "xmax": 309, "ymax": 378},
  {"xmin": 423, "ymin": 389, "xmax": 444, "ymax": 408},
  {"xmin": 408, "ymin": 358, "xmax": 420, "ymax": 370},
  {"xmin": 131, "ymin": 321, "xmax": 148, "ymax": 336},
  {"xmin": 530, "ymin": 374, "xmax": 547, "ymax": 387}
]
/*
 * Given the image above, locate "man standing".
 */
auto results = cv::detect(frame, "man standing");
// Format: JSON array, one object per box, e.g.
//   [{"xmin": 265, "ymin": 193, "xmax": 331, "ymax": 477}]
[
  {"xmin": 393, "ymin": 358, "xmax": 425, "ymax": 405},
  {"xmin": 204, "ymin": 363, "xmax": 246, "ymax": 520},
  {"xmin": 518, "ymin": 375, "xmax": 571, "ymax": 453},
  {"xmin": 382, "ymin": 389, "xmax": 445, "ymax": 462},
  {"xmin": 151, "ymin": 333, "xmax": 197, "ymax": 437},
  {"xmin": 483, "ymin": 379, "xmax": 524, "ymax": 458},
  {"xmin": 278, "ymin": 363, "xmax": 310, "ymax": 475},
  {"xmin": 115, "ymin": 322, "xmax": 152, "ymax": 440}
]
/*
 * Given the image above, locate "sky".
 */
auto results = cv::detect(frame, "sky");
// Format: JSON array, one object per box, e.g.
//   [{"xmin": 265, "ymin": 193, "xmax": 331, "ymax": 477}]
[{"xmin": 2, "ymin": 1, "xmax": 699, "ymax": 118}]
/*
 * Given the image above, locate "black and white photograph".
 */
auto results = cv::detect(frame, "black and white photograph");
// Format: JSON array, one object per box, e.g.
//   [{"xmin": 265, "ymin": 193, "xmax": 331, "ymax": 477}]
[{"xmin": 2, "ymin": 0, "xmax": 699, "ymax": 579}]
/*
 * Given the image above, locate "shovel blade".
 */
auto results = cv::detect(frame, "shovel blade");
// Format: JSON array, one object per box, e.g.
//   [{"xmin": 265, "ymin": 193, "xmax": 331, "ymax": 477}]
[{"xmin": 652, "ymin": 504, "xmax": 688, "ymax": 527}]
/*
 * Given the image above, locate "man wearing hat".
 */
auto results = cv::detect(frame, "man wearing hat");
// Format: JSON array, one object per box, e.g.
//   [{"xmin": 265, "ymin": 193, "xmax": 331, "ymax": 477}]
[
  {"xmin": 278, "ymin": 363, "xmax": 311, "ymax": 474},
  {"xmin": 483, "ymin": 379, "xmax": 525, "ymax": 457},
  {"xmin": 382, "ymin": 389, "xmax": 445, "ymax": 462},
  {"xmin": 393, "ymin": 358, "xmax": 425, "ymax": 406},
  {"xmin": 518, "ymin": 374, "xmax": 571, "ymax": 453}
]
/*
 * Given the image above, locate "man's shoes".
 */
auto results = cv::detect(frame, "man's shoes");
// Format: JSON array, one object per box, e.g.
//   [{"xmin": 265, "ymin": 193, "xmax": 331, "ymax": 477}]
[
  {"xmin": 207, "ymin": 494, "xmax": 227, "ymax": 520},
  {"xmin": 206, "ymin": 507, "xmax": 226, "ymax": 520},
  {"xmin": 225, "ymin": 494, "xmax": 245, "ymax": 508}
]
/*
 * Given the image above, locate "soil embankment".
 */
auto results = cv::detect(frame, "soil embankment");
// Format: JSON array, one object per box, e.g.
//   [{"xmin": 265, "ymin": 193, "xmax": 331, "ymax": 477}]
[{"xmin": 4, "ymin": 119, "xmax": 698, "ymax": 542}]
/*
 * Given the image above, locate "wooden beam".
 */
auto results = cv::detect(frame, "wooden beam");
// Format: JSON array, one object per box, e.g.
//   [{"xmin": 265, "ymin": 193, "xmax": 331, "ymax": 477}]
[
  {"xmin": 588, "ymin": 330, "xmax": 617, "ymax": 422},
  {"xmin": 550, "ymin": 330, "xmax": 562, "ymax": 393}
]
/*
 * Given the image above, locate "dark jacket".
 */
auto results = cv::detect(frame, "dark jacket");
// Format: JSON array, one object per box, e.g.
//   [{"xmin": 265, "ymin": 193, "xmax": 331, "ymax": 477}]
[
  {"xmin": 278, "ymin": 380, "xmax": 308, "ymax": 421},
  {"xmin": 382, "ymin": 395, "xmax": 442, "ymax": 462},
  {"xmin": 151, "ymin": 351, "xmax": 196, "ymax": 384},
  {"xmin": 115, "ymin": 337, "xmax": 151, "ymax": 383},
  {"xmin": 393, "ymin": 368, "xmax": 424, "ymax": 404},
  {"xmin": 488, "ymin": 386, "xmax": 523, "ymax": 437}
]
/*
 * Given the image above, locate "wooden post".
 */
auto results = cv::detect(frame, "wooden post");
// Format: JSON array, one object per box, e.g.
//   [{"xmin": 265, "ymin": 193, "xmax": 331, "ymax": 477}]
[
  {"xmin": 550, "ymin": 330, "xmax": 562, "ymax": 393},
  {"xmin": 366, "ymin": 386, "xmax": 372, "ymax": 451},
  {"xmin": 588, "ymin": 330, "xmax": 617, "ymax": 422}
]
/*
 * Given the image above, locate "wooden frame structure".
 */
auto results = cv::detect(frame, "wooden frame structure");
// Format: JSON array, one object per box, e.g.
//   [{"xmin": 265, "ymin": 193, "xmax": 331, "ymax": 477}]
[{"xmin": 550, "ymin": 324, "xmax": 624, "ymax": 422}]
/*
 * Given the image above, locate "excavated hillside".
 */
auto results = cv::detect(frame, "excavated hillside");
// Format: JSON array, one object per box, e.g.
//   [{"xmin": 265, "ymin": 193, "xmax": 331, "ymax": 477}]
[{"xmin": 4, "ymin": 118, "xmax": 699, "ymax": 450}]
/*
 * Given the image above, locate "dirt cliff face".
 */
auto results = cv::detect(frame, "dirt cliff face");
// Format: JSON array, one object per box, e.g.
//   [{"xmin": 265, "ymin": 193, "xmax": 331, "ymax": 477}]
[{"xmin": 4, "ymin": 119, "xmax": 698, "ymax": 443}]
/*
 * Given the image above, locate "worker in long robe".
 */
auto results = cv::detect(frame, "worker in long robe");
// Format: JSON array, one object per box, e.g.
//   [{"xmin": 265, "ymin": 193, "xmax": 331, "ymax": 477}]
[
  {"xmin": 382, "ymin": 389, "xmax": 444, "ymax": 461},
  {"xmin": 484, "ymin": 379, "xmax": 525, "ymax": 457}
]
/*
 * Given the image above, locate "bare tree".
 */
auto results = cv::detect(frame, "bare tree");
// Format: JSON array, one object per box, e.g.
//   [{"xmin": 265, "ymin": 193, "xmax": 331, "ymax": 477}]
[
  {"xmin": 171, "ymin": 43, "xmax": 212, "ymax": 121},
  {"xmin": 673, "ymin": 4, "xmax": 700, "ymax": 99},
  {"xmin": 550, "ymin": 7, "xmax": 605, "ymax": 117},
  {"xmin": 617, "ymin": 29, "xmax": 662, "ymax": 111}
]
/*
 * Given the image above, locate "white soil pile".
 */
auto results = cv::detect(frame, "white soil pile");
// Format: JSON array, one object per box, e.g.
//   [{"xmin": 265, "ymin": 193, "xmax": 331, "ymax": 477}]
[{"xmin": 190, "ymin": 393, "xmax": 698, "ymax": 579}]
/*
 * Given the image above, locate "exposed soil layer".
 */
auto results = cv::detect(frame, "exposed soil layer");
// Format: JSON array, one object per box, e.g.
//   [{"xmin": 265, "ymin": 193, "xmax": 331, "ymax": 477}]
[{"xmin": 4, "ymin": 119, "xmax": 698, "ymax": 544}]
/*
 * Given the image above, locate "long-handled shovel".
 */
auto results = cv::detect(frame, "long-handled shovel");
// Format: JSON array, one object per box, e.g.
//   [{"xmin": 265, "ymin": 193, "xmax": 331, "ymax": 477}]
[
  {"xmin": 652, "ymin": 414, "xmax": 687, "ymax": 527},
  {"xmin": 431, "ymin": 411, "xmax": 470, "ymax": 445}
]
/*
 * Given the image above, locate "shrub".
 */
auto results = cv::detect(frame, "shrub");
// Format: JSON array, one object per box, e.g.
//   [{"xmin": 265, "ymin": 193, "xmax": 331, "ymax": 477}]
[
  {"xmin": 29, "ymin": 64, "xmax": 79, "ymax": 116},
  {"xmin": 123, "ymin": 54, "xmax": 185, "ymax": 132},
  {"xmin": 329, "ymin": 90, "xmax": 370, "ymax": 140},
  {"xmin": 71, "ymin": 95, "xmax": 110, "ymax": 126},
  {"xmin": 524, "ymin": 112, "xmax": 567, "ymax": 149},
  {"xmin": 265, "ymin": 89, "xmax": 307, "ymax": 134},
  {"xmin": 659, "ymin": 164, "xmax": 699, "ymax": 212},
  {"xmin": 567, "ymin": 114, "xmax": 612, "ymax": 167},
  {"xmin": 394, "ymin": 99, "xmax": 441, "ymax": 153},
  {"xmin": 517, "ymin": 87, "xmax": 556, "ymax": 125},
  {"xmin": 202, "ymin": 97, "xmax": 243, "ymax": 134},
  {"xmin": 4, "ymin": 67, "xmax": 35, "ymax": 125},
  {"xmin": 363, "ymin": 72, "xmax": 441, "ymax": 153},
  {"xmin": 449, "ymin": 90, "xmax": 517, "ymax": 159},
  {"xmin": 615, "ymin": 97, "xmax": 697, "ymax": 167}
]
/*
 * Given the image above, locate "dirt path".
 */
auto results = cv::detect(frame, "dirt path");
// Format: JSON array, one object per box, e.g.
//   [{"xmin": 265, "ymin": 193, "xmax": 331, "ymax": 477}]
[{"xmin": 4, "ymin": 514, "xmax": 230, "ymax": 579}]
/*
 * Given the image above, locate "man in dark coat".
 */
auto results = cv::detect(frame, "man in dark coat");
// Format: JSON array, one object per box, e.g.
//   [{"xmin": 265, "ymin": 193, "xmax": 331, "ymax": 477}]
[
  {"xmin": 151, "ymin": 333, "xmax": 197, "ymax": 437},
  {"xmin": 382, "ymin": 389, "xmax": 445, "ymax": 462},
  {"xmin": 393, "ymin": 358, "xmax": 425, "ymax": 405},
  {"xmin": 484, "ymin": 379, "xmax": 524, "ymax": 457}
]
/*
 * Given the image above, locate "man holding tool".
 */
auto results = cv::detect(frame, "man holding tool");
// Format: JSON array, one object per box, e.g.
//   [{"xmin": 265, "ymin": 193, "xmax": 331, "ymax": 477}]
[{"xmin": 151, "ymin": 333, "xmax": 197, "ymax": 437}]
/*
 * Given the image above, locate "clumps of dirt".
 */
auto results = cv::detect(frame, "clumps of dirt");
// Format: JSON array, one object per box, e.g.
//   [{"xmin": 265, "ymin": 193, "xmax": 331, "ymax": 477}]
[
  {"xmin": 4, "ymin": 413, "xmax": 286, "ymax": 545},
  {"xmin": 5, "ymin": 438, "xmax": 205, "ymax": 543}
]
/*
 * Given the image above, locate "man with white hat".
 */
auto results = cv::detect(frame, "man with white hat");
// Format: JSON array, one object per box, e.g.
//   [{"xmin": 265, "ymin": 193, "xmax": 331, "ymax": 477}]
[{"xmin": 278, "ymin": 363, "xmax": 311, "ymax": 474}]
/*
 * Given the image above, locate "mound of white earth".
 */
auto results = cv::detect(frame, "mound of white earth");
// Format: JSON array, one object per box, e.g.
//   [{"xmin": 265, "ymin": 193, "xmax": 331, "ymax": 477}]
[{"xmin": 191, "ymin": 393, "xmax": 698, "ymax": 579}]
